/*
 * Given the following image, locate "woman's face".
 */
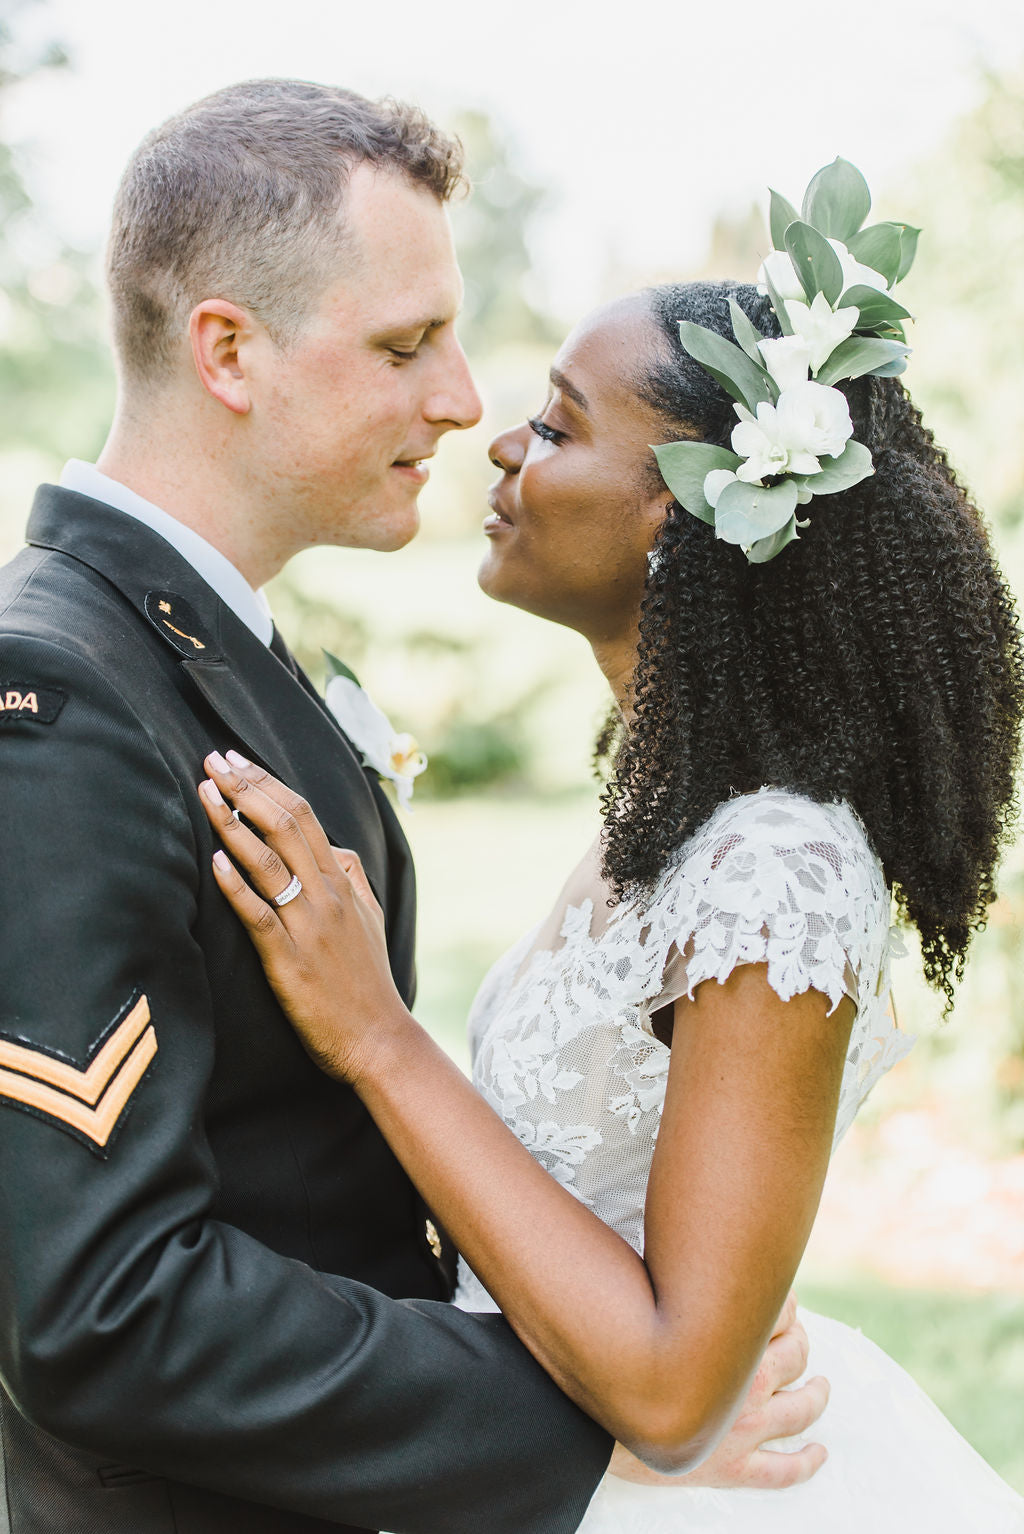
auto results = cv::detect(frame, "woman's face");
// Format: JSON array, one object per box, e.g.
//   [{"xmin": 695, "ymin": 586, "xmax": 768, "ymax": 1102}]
[{"xmin": 479, "ymin": 297, "xmax": 674, "ymax": 642}]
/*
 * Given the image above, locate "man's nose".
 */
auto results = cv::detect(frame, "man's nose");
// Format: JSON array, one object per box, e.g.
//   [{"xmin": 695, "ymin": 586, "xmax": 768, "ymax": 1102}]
[{"xmin": 426, "ymin": 340, "xmax": 483, "ymax": 431}]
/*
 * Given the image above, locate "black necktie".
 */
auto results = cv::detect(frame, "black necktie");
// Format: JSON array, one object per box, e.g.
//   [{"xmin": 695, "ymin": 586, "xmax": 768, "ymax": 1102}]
[
  {"xmin": 268, "ymin": 624, "xmax": 359, "ymax": 751},
  {"xmin": 269, "ymin": 623, "xmax": 299, "ymax": 678}
]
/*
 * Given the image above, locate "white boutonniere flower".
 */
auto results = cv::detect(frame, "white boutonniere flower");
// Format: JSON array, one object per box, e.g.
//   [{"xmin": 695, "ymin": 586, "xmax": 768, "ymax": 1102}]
[{"xmin": 323, "ymin": 652, "xmax": 427, "ymax": 808}]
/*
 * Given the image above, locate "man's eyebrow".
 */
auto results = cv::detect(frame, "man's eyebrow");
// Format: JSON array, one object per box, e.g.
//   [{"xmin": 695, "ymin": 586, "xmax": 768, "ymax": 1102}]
[
  {"xmin": 550, "ymin": 367, "xmax": 589, "ymax": 413},
  {"xmin": 378, "ymin": 314, "xmax": 450, "ymax": 337}
]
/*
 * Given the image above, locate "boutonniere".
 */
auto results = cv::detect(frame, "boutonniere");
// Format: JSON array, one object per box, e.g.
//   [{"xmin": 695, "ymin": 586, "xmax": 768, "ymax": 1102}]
[{"xmin": 323, "ymin": 651, "xmax": 427, "ymax": 809}]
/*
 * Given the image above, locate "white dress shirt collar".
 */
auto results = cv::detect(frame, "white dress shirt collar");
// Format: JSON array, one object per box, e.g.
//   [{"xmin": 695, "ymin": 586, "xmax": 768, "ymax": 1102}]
[{"xmin": 59, "ymin": 459, "xmax": 274, "ymax": 647}]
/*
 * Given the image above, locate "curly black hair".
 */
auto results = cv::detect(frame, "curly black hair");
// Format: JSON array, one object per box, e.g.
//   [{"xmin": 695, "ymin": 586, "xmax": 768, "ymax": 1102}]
[{"xmin": 597, "ymin": 280, "xmax": 1024, "ymax": 1007}]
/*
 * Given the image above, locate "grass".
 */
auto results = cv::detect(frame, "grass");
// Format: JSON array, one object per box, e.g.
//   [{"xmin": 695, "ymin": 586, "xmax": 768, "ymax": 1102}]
[
  {"xmin": 797, "ymin": 1280, "xmax": 1024, "ymax": 1493},
  {"xmin": 402, "ymin": 788, "xmax": 601, "ymax": 1065}
]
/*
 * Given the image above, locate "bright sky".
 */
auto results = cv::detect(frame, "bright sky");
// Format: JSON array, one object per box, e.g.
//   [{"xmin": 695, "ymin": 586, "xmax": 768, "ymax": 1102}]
[{"xmin": 6, "ymin": 0, "xmax": 1022, "ymax": 319}]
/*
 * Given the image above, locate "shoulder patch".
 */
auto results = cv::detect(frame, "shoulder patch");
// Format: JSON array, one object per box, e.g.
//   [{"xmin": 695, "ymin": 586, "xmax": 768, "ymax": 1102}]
[
  {"xmin": 0, "ymin": 992, "xmax": 157, "ymax": 1157},
  {"xmin": 0, "ymin": 684, "xmax": 65, "ymax": 725},
  {"xmin": 144, "ymin": 590, "xmax": 222, "ymax": 662}
]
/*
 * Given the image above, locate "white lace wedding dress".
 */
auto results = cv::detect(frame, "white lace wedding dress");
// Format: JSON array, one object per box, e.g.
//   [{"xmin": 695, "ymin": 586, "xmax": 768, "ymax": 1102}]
[{"xmin": 453, "ymin": 788, "xmax": 1024, "ymax": 1532}]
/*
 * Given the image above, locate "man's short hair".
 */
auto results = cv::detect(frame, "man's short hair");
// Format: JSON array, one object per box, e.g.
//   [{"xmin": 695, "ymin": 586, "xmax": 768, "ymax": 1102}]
[{"xmin": 107, "ymin": 78, "xmax": 465, "ymax": 384}]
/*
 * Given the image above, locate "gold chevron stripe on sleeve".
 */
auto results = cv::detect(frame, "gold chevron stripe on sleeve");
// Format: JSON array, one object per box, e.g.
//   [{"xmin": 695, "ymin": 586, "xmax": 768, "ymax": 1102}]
[
  {"xmin": 0, "ymin": 1026, "xmax": 157, "ymax": 1148},
  {"xmin": 0, "ymin": 996, "xmax": 151, "ymax": 1105}
]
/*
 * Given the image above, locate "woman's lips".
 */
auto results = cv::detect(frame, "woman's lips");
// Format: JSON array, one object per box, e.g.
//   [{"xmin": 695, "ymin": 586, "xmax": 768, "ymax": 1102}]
[{"xmin": 484, "ymin": 494, "xmax": 514, "ymax": 533}]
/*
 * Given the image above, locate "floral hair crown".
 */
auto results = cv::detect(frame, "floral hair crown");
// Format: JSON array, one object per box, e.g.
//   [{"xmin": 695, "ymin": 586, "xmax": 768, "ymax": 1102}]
[{"xmin": 653, "ymin": 158, "xmax": 919, "ymax": 563}]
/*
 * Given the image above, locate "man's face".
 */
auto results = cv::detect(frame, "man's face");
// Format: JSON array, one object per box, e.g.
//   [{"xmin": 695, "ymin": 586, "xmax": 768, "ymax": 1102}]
[{"xmin": 247, "ymin": 164, "xmax": 481, "ymax": 556}]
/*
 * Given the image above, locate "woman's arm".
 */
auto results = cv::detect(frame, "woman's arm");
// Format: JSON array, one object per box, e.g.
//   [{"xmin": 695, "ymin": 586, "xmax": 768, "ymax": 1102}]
[
  {"xmin": 356, "ymin": 974, "xmax": 845, "ymax": 1476},
  {"xmin": 202, "ymin": 755, "xmax": 849, "ymax": 1472}
]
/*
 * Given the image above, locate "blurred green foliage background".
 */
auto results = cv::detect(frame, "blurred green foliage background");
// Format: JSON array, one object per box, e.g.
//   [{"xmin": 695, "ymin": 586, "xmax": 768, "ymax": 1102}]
[{"xmin": 1, "ymin": 7, "xmax": 1021, "ymax": 1489}]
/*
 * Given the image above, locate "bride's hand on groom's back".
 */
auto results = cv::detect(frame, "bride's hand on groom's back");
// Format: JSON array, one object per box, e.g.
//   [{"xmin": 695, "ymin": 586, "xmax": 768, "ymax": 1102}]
[
  {"xmin": 609, "ymin": 1293, "xmax": 829, "ymax": 1489},
  {"xmin": 200, "ymin": 752, "xmax": 413, "ymax": 1084}
]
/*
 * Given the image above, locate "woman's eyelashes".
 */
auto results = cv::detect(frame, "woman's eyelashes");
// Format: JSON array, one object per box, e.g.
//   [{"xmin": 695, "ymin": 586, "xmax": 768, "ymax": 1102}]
[{"xmin": 528, "ymin": 415, "xmax": 565, "ymax": 444}]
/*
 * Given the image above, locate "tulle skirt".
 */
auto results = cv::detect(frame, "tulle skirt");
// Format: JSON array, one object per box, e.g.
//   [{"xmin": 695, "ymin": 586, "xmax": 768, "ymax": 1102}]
[{"xmin": 577, "ymin": 1308, "xmax": 1024, "ymax": 1533}]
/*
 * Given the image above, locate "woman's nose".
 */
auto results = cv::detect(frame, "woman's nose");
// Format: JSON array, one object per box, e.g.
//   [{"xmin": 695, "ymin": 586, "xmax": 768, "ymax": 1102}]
[{"xmin": 488, "ymin": 425, "xmax": 527, "ymax": 473}]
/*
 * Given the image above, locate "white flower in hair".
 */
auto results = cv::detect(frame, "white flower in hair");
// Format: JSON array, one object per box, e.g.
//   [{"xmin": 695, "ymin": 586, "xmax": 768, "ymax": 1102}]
[
  {"xmin": 756, "ymin": 250, "xmax": 806, "ymax": 303},
  {"xmin": 783, "ymin": 292, "xmax": 860, "ymax": 375},
  {"xmin": 757, "ymin": 335, "xmax": 813, "ymax": 392},
  {"xmin": 703, "ymin": 467, "xmax": 741, "ymax": 508},
  {"xmin": 654, "ymin": 159, "xmax": 915, "ymax": 563},
  {"xmin": 731, "ymin": 382, "xmax": 854, "ymax": 483},
  {"xmin": 785, "ymin": 381, "xmax": 855, "ymax": 458},
  {"xmin": 826, "ymin": 238, "xmax": 889, "ymax": 294},
  {"xmin": 704, "ymin": 464, "xmax": 814, "ymax": 510},
  {"xmin": 323, "ymin": 658, "xmax": 427, "ymax": 809},
  {"xmin": 759, "ymin": 241, "xmax": 888, "ymax": 308},
  {"xmin": 731, "ymin": 399, "xmax": 819, "ymax": 482}
]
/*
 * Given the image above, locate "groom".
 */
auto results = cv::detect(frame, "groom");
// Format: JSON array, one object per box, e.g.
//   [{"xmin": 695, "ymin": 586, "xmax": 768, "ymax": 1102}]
[{"xmin": 0, "ymin": 80, "xmax": 825, "ymax": 1531}]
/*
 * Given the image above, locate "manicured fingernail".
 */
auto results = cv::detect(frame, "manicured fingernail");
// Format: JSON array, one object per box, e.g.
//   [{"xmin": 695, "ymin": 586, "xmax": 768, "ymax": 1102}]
[
  {"xmin": 202, "ymin": 778, "xmax": 224, "ymax": 806},
  {"xmin": 226, "ymin": 750, "xmax": 251, "ymax": 768},
  {"xmin": 213, "ymin": 850, "xmax": 231, "ymax": 871},
  {"xmin": 208, "ymin": 750, "xmax": 230, "ymax": 772}
]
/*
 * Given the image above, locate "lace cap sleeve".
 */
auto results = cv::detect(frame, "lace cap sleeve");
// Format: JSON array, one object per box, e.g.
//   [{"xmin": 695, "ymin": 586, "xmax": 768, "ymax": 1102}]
[{"xmin": 656, "ymin": 789, "xmax": 891, "ymax": 1016}]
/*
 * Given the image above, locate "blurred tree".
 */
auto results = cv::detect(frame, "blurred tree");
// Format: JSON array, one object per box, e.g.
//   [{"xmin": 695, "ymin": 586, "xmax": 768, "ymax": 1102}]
[
  {"xmin": 991, "ymin": 872, "xmax": 1024, "ymax": 1148},
  {"xmin": 882, "ymin": 65, "xmax": 1024, "ymax": 1146},
  {"xmin": 0, "ymin": 1, "xmax": 113, "ymax": 463},
  {"xmin": 448, "ymin": 109, "xmax": 561, "ymax": 354},
  {"xmin": 893, "ymin": 65, "xmax": 1024, "ymax": 536},
  {"xmin": 692, "ymin": 202, "xmax": 767, "ymax": 285}
]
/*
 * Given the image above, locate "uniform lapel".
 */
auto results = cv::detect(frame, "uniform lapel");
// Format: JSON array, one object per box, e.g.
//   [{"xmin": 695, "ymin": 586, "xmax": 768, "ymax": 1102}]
[
  {"xmin": 25, "ymin": 486, "xmax": 398, "ymax": 898},
  {"xmin": 180, "ymin": 634, "xmax": 388, "ymax": 879}
]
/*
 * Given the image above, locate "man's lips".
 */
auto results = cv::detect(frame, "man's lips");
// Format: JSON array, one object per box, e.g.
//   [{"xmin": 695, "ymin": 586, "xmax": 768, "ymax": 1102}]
[{"xmin": 391, "ymin": 454, "xmax": 433, "ymax": 485}]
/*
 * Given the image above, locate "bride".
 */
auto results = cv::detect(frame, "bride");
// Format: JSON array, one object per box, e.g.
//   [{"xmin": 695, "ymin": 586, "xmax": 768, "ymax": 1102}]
[{"xmin": 200, "ymin": 163, "xmax": 1024, "ymax": 1530}]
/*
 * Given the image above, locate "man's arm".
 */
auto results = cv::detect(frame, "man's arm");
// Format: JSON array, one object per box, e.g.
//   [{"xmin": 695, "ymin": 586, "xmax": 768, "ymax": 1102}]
[{"xmin": 0, "ymin": 634, "xmax": 611, "ymax": 1533}]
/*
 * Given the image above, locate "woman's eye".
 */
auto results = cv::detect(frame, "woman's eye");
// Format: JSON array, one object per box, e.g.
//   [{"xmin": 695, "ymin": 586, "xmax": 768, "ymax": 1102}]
[{"xmin": 528, "ymin": 416, "xmax": 565, "ymax": 444}]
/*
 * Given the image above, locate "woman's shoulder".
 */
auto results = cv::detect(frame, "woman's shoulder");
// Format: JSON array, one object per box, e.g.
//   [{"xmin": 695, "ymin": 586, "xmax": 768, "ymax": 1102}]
[
  {"xmin": 650, "ymin": 787, "xmax": 892, "ymax": 1012},
  {"xmin": 675, "ymin": 786, "xmax": 883, "ymax": 891}
]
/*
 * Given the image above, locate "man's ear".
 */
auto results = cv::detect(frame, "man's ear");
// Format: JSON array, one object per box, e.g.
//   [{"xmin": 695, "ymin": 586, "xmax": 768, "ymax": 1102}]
[{"xmin": 189, "ymin": 300, "xmax": 255, "ymax": 414}]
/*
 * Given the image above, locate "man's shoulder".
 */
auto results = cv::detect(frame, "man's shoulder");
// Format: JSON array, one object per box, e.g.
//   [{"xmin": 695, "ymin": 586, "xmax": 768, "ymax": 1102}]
[
  {"xmin": 2, "ymin": 540, "xmax": 127, "ymax": 633},
  {"xmin": 0, "ymin": 544, "xmax": 189, "ymax": 764},
  {"xmin": 1, "ymin": 541, "xmax": 170, "ymax": 689}
]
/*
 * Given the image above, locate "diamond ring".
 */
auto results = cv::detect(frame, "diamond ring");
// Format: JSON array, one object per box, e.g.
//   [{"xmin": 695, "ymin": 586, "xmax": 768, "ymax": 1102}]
[{"xmin": 272, "ymin": 874, "xmax": 303, "ymax": 908}]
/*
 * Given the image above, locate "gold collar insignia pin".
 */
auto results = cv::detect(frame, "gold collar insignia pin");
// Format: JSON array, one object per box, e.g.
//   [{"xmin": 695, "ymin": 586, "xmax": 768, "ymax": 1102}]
[{"xmin": 144, "ymin": 590, "xmax": 220, "ymax": 661}]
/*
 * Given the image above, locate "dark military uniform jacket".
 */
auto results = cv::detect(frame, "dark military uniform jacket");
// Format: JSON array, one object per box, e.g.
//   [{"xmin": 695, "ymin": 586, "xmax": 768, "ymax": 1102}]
[{"xmin": 0, "ymin": 486, "xmax": 610, "ymax": 1533}]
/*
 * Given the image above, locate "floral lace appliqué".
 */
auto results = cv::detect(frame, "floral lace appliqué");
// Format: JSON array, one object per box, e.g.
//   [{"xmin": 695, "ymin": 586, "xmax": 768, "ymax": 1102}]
[{"xmin": 461, "ymin": 788, "xmax": 913, "ymax": 1282}]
